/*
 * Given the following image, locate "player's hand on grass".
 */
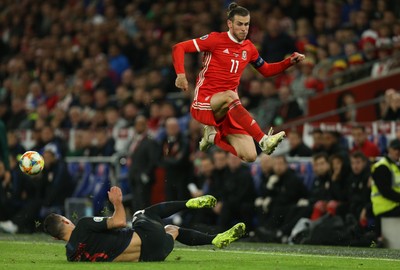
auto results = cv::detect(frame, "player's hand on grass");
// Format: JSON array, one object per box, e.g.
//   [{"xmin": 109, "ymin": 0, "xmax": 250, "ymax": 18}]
[
  {"xmin": 108, "ymin": 186, "xmax": 123, "ymax": 205},
  {"xmin": 290, "ymin": 52, "xmax": 305, "ymax": 64},
  {"xmin": 175, "ymin": 73, "xmax": 189, "ymax": 91}
]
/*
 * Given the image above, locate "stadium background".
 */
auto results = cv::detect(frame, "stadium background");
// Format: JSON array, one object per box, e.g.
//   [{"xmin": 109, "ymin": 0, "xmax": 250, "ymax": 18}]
[{"xmin": 1, "ymin": 0, "xmax": 400, "ymax": 248}]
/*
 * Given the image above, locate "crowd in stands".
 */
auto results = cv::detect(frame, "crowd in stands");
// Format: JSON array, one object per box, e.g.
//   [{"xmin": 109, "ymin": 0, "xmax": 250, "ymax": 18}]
[{"xmin": 1, "ymin": 0, "xmax": 400, "ymax": 246}]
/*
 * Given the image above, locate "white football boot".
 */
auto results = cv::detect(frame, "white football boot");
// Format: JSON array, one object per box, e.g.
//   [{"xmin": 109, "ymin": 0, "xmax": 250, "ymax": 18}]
[
  {"xmin": 199, "ymin": 125, "xmax": 217, "ymax": 151},
  {"xmin": 259, "ymin": 127, "xmax": 286, "ymax": 155}
]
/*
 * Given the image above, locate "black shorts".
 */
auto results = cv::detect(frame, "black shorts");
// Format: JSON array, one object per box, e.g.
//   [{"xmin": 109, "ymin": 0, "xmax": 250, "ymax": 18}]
[{"xmin": 132, "ymin": 211, "xmax": 174, "ymax": 262}]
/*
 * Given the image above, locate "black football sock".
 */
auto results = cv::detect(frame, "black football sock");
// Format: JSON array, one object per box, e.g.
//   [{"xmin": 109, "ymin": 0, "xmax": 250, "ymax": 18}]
[
  {"xmin": 144, "ymin": 201, "xmax": 187, "ymax": 219},
  {"xmin": 176, "ymin": 228, "xmax": 216, "ymax": 246}
]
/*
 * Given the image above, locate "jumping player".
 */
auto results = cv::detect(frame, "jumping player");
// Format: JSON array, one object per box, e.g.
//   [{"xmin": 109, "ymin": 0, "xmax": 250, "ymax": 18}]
[
  {"xmin": 172, "ymin": 2, "xmax": 305, "ymax": 162},
  {"xmin": 43, "ymin": 186, "xmax": 245, "ymax": 262}
]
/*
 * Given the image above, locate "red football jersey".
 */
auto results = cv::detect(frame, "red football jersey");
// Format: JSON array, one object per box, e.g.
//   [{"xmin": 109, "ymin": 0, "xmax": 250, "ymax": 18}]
[{"xmin": 191, "ymin": 32, "xmax": 259, "ymax": 99}]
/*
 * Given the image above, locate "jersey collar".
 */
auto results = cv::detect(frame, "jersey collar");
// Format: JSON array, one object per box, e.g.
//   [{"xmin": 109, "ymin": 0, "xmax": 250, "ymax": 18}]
[{"xmin": 227, "ymin": 31, "xmax": 243, "ymax": 44}]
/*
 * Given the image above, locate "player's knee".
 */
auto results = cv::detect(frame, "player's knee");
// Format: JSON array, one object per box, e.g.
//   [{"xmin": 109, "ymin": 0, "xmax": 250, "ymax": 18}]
[
  {"xmin": 164, "ymin": 225, "xmax": 179, "ymax": 239},
  {"xmin": 238, "ymin": 151, "xmax": 257, "ymax": 163},
  {"xmin": 242, "ymin": 153, "xmax": 257, "ymax": 163},
  {"xmin": 223, "ymin": 90, "xmax": 239, "ymax": 104}
]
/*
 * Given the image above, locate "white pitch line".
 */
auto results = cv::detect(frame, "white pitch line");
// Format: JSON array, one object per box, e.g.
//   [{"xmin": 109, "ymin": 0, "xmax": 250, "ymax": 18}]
[{"xmin": 175, "ymin": 248, "xmax": 400, "ymax": 262}]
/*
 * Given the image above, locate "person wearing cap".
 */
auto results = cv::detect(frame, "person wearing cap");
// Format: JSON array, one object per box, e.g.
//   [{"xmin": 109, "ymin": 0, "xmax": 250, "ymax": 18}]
[{"xmin": 370, "ymin": 138, "xmax": 400, "ymax": 235}]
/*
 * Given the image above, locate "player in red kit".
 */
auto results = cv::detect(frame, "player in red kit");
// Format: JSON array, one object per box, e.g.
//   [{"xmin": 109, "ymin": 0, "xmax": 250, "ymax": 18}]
[{"xmin": 172, "ymin": 2, "xmax": 305, "ymax": 162}]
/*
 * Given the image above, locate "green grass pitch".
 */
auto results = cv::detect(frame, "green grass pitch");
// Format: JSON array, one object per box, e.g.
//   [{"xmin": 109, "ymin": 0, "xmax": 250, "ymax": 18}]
[{"xmin": 1, "ymin": 234, "xmax": 400, "ymax": 270}]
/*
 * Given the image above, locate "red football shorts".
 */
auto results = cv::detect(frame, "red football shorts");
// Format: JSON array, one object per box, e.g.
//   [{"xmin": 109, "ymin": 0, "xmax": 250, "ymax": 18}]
[{"xmin": 190, "ymin": 98, "xmax": 248, "ymax": 138}]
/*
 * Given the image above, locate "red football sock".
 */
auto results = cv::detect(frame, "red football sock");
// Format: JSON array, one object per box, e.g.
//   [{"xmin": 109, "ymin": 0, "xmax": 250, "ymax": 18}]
[
  {"xmin": 214, "ymin": 132, "xmax": 237, "ymax": 156},
  {"xmin": 228, "ymin": 99, "xmax": 265, "ymax": 142}
]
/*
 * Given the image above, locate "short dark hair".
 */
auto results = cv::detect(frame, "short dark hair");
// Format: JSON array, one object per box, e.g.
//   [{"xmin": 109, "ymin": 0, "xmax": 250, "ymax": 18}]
[
  {"xmin": 43, "ymin": 213, "xmax": 64, "ymax": 239},
  {"xmin": 350, "ymin": 151, "xmax": 368, "ymax": 162},
  {"xmin": 313, "ymin": 152, "xmax": 329, "ymax": 162},
  {"xmin": 227, "ymin": 2, "xmax": 250, "ymax": 21},
  {"xmin": 311, "ymin": 128, "xmax": 323, "ymax": 135},
  {"xmin": 274, "ymin": 154, "xmax": 287, "ymax": 164}
]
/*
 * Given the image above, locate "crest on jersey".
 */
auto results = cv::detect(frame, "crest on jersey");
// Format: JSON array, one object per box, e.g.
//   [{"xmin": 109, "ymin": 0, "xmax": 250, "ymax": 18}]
[
  {"xmin": 93, "ymin": 217, "xmax": 104, "ymax": 222},
  {"xmin": 200, "ymin": 34, "xmax": 209, "ymax": 40},
  {"xmin": 242, "ymin": 50, "xmax": 247, "ymax": 60}
]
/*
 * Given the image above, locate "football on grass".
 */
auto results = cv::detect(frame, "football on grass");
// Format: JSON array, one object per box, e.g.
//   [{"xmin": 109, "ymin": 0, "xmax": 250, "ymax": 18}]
[{"xmin": 19, "ymin": 151, "xmax": 45, "ymax": 175}]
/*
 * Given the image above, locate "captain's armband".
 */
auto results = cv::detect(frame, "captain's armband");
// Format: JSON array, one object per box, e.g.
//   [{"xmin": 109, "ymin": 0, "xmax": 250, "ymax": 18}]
[{"xmin": 251, "ymin": 56, "xmax": 265, "ymax": 69}]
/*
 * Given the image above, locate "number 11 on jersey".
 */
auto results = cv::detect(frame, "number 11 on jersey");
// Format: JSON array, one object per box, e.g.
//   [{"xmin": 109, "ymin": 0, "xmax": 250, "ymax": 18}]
[{"xmin": 230, "ymin": 59, "xmax": 239, "ymax": 73}]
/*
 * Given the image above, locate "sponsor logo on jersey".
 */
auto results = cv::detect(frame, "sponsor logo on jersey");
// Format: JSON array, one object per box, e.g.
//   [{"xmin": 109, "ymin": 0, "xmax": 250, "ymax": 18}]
[
  {"xmin": 200, "ymin": 34, "xmax": 209, "ymax": 40},
  {"xmin": 93, "ymin": 217, "xmax": 104, "ymax": 222},
  {"xmin": 242, "ymin": 50, "xmax": 247, "ymax": 60},
  {"xmin": 223, "ymin": 48, "xmax": 230, "ymax": 54}
]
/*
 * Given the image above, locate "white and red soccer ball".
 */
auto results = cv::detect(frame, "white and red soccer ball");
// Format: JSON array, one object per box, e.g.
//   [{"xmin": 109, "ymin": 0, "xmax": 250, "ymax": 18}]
[{"xmin": 19, "ymin": 151, "xmax": 45, "ymax": 175}]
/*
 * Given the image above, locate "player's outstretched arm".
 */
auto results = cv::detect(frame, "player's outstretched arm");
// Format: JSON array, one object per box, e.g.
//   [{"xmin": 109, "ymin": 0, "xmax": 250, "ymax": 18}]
[
  {"xmin": 253, "ymin": 52, "xmax": 305, "ymax": 77},
  {"xmin": 107, "ymin": 186, "xmax": 127, "ymax": 229}
]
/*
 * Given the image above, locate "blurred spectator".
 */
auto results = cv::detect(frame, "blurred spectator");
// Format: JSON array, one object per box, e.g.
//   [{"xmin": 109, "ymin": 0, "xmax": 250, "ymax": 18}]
[
  {"xmin": 122, "ymin": 101, "xmax": 139, "ymax": 127},
  {"xmin": 329, "ymin": 153, "xmax": 351, "ymax": 216},
  {"xmin": 210, "ymin": 149, "xmax": 228, "ymax": 202},
  {"xmin": 37, "ymin": 125, "xmax": 66, "ymax": 158},
  {"xmin": 7, "ymin": 98, "xmax": 27, "ymax": 130},
  {"xmin": 25, "ymin": 82, "xmax": 46, "ymax": 113},
  {"xmin": 350, "ymin": 124, "xmax": 381, "ymax": 158},
  {"xmin": 291, "ymin": 58, "xmax": 324, "ymax": 111},
  {"xmin": 337, "ymin": 91, "xmax": 357, "ymax": 123},
  {"xmin": 127, "ymin": 115, "xmax": 160, "ymax": 212},
  {"xmin": 94, "ymin": 89, "xmax": 114, "ymax": 110},
  {"xmin": 7, "ymin": 130, "xmax": 26, "ymax": 159},
  {"xmin": 370, "ymin": 138, "xmax": 400, "ymax": 235},
  {"xmin": 251, "ymin": 80, "xmax": 280, "ymax": 129},
  {"xmin": 321, "ymin": 131, "xmax": 348, "ymax": 157},
  {"xmin": 105, "ymin": 106, "xmax": 127, "ymax": 129},
  {"xmin": 287, "ymin": 129, "xmax": 313, "ymax": 157},
  {"xmin": 218, "ymin": 153, "xmax": 255, "ymax": 231},
  {"xmin": 66, "ymin": 106, "xmax": 87, "ymax": 129},
  {"xmin": 89, "ymin": 129, "xmax": 115, "ymax": 157},
  {"xmin": 108, "ymin": 44, "xmax": 130, "ymax": 79},
  {"xmin": 308, "ymin": 153, "xmax": 333, "ymax": 220},
  {"xmin": 49, "ymin": 107, "xmax": 68, "ymax": 129},
  {"xmin": 311, "ymin": 128, "xmax": 324, "ymax": 154},
  {"xmin": 255, "ymin": 154, "xmax": 274, "ymax": 196},
  {"xmin": 383, "ymin": 90, "xmax": 400, "ymax": 120},
  {"xmin": 347, "ymin": 151, "xmax": 372, "ymax": 228},
  {"xmin": 261, "ymin": 17, "xmax": 297, "ymax": 62},
  {"xmin": 254, "ymin": 155, "xmax": 308, "ymax": 242},
  {"xmin": 114, "ymin": 85, "xmax": 132, "ymax": 108},
  {"xmin": 93, "ymin": 63, "xmax": 116, "ymax": 95},
  {"xmin": 272, "ymin": 85, "xmax": 303, "ymax": 126},
  {"xmin": 160, "ymin": 117, "xmax": 192, "ymax": 201},
  {"xmin": 188, "ymin": 156, "xmax": 220, "ymax": 228}
]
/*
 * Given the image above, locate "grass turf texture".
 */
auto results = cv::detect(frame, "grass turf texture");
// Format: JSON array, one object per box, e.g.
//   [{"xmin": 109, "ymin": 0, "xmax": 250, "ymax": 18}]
[{"xmin": 1, "ymin": 234, "xmax": 400, "ymax": 270}]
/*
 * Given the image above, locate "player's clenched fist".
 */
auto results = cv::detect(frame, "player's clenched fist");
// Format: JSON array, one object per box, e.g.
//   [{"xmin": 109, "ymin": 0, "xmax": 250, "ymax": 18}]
[
  {"xmin": 290, "ymin": 52, "xmax": 305, "ymax": 64},
  {"xmin": 175, "ymin": 74, "xmax": 189, "ymax": 91}
]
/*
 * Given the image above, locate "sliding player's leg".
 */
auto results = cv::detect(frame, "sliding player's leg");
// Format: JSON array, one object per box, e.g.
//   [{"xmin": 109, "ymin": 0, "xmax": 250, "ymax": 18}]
[
  {"xmin": 141, "ymin": 195, "xmax": 217, "ymax": 220},
  {"xmin": 165, "ymin": 223, "xmax": 246, "ymax": 248}
]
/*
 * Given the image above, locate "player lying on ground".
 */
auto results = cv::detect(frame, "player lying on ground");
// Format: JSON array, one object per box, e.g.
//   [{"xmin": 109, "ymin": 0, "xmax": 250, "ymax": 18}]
[
  {"xmin": 44, "ymin": 186, "xmax": 246, "ymax": 262},
  {"xmin": 172, "ymin": 2, "xmax": 305, "ymax": 162}
]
